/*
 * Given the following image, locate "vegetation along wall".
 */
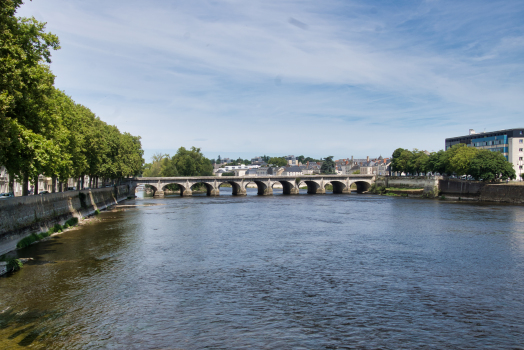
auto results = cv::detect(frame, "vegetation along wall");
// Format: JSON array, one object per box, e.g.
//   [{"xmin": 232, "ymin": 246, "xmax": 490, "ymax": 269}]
[{"xmin": 0, "ymin": 185, "xmax": 130, "ymax": 255}]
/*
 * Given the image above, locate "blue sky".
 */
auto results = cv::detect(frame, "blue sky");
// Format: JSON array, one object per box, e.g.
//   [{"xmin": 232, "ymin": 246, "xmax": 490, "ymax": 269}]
[{"xmin": 18, "ymin": 0, "xmax": 524, "ymax": 162}]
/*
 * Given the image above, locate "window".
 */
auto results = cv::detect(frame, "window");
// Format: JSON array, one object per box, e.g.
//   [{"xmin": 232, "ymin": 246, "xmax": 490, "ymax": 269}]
[
  {"xmin": 520, "ymin": 157, "xmax": 523, "ymax": 161},
  {"xmin": 520, "ymin": 148, "xmax": 523, "ymax": 152},
  {"xmin": 521, "ymin": 139, "xmax": 524, "ymax": 144}
]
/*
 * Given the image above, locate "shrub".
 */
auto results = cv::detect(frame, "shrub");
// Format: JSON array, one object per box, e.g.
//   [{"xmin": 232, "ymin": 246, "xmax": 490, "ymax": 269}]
[
  {"xmin": 6, "ymin": 258, "xmax": 23, "ymax": 272},
  {"xmin": 94, "ymin": 209, "xmax": 100, "ymax": 215},
  {"xmin": 16, "ymin": 233, "xmax": 39, "ymax": 248},
  {"xmin": 53, "ymin": 223, "xmax": 62, "ymax": 232},
  {"xmin": 64, "ymin": 223, "xmax": 70, "ymax": 229},
  {"xmin": 65, "ymin": 217, "xmax": 78, "ymax": 226}
]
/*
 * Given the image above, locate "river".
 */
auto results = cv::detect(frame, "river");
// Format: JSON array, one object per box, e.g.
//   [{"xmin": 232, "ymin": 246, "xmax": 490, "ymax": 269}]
[{"xmin": 1, "ymin": 189, "xmax": 524, "ymax": 349}]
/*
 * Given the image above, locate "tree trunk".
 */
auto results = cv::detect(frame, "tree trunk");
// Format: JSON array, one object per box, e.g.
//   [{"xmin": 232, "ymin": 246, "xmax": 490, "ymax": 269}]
[
  {"xmin": 81, "ymin": 175, "xmax": 85, "ymax": 190},
  {"xmin": 34, "ymin": 176, "xmax": 39, "ymax": 195},
  {"xmin": 76, "ymin": 177, "xmax": 81, "ymax": 191},
  {"xmin": 22, "ymin": 173, "xmax": 29, "ymax": 196},
  {"xmin": 8, "ymin": 172, "xmax": 15, "ymax": 195},
  {"xmin": 52, "ymin": 176, "xmax": 57, "ymax": 193}
]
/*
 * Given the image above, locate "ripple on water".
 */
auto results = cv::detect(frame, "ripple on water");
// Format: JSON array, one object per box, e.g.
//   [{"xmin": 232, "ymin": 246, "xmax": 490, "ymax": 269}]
[{"xmin": 1, "ymin": 194, "xmax": 524, "ymax": 349}]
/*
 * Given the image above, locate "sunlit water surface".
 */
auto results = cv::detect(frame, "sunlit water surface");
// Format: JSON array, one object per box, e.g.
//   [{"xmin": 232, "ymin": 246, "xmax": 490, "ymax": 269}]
[{"xmin": 1, "ymin": 189, "xmax": 524, "ymax": 349}]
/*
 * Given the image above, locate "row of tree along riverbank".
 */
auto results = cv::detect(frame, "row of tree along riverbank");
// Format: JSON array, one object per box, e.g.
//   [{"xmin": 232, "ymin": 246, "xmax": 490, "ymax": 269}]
[{"xmin": 1, "ymin": 1, "xmax": 144, "ymax": 196}]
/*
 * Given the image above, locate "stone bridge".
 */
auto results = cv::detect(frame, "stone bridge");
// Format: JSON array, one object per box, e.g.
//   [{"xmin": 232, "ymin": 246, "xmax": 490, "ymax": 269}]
[{"xmin": 127, "ymin": 175, "xmax": 376, "ymax": 197}]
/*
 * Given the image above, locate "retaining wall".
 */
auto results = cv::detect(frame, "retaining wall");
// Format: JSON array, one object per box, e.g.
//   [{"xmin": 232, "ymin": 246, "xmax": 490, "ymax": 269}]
[
  {"xmin": 439, "ymin": 179, "xmax": 486, "ymax": 198},
  {"xmin": 0, "ymin": 185, "xmax": 130, "ymax": 255},
  {"xmin": 479, "ymin": 185, "xmax": 524, "ymax": 204},
  {"xmin": 376, "ymin": 176, "xmax": 440, "ymax": 196}
]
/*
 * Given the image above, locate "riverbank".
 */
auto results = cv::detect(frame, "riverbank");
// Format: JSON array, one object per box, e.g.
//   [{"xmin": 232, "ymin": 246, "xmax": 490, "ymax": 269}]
[{"xmin": 0, "ymin": 185, "xmax": 131, "ymax": 256}]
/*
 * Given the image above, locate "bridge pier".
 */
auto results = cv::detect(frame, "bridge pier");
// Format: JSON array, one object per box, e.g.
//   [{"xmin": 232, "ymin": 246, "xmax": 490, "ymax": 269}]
[
  {"xmin": 154, "ymin": 190, "xmax": 164, "ymax": 198},
  {"xmin": 181, "ymin": 189, "xmax": 192, "ymax": 196},
  {"xmin": 288, "ymin": 188, "xmax": 299, "ymax": 195},
  {"xmin": 233, "ymin": 188, "xmax": 247, "ymax": 196},
  {"xmin": 309, "ymin": 188, "xmax": 325, "ymax": 194},
  {"xmin": 259, "ymin": 187, "xmax": 273, "ymax": 196},
  {"xmin": 209, "ymin": 188, "xmax": 220, "ymax": 196}
]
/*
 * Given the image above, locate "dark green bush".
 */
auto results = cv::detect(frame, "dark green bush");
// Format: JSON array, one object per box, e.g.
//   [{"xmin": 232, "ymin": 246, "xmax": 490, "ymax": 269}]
[
  {"xmin": 6, "ymin": 258, "xmax": 23, "ymax": 272},
  {"xmin": 53, "ymin": 223, "xmax": 62, "ymax": 232},
  {"xmin": 16, "ymin": 233, "xmax": 39, "ymax": 248},
  {"xmin": 94, "ymin": 209, "xmax": 100, "ymax": 215},
  {"xmin": 65, "ymin": 217, "xmax": 78, "ymax": 226}
]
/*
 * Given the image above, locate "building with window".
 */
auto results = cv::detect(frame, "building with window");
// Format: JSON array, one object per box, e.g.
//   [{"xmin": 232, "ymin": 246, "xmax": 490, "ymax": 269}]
[{"xmin": 445, "ymin": 128, "xmax": 524, "ymax": 178}]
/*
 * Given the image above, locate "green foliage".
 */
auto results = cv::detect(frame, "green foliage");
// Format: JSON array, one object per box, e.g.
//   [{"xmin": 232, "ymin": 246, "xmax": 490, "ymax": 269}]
[
  {"xmin": 143, "ymin": 147, "xmax": 213, "ymax": 177},
  {"xmin": 16, "ymin": 233, "xmax": 40, "ymax": 248},
  {"xmin": 469, "ymin": 150, "xmax": 516, "ymax": 182},
  {"xmin": 164, "ymin": 183, "xmax": 180, "ymax": 191},
  {"xmin": 222, "ymin": 172, "xmax": 235, "ymax": 176},
  {"xmin": 295, "ymin": 177, "xmax": 301, "ymax": 185},
  {"xmin": 94, "ymin": 209, "xmax": 100, "ymax": 215},
  {"xmin": 0, "ymin": 3, "xmax": 143, "ymax": 193},
  {"xmin": 352, "ymin": 169, "xmax": 361, "ymax": 174},
  {"xmin": 65, "ymin": 217, "xmax": 78, "ymax": 226},
  {"xmin": 6, "ymin": 258, "xmax": 23, "ymax": 272},
  {"xmin": 320, "ymin": 156, "xmax": 335, "ymax": 174},
  {"xmin": 447, "ymin": 144, "xmax": 478, "ymax": 176},
  {"xmin": 369, "ymin": 184, "xmax": 386, "ymax": 194},
  {"xmin": 268, "ymin": 157, "xmax": 287, "ymax": 167},
  {"xmin": 392, "ymin": 143, "xmax": 516, "ymax": 181}
]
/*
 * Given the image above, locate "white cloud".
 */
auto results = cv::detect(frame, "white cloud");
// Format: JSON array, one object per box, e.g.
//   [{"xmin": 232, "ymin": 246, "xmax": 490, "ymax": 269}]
[{"xmin": 17, "ymin": 0, "xmax": 524, "ymax": 160}]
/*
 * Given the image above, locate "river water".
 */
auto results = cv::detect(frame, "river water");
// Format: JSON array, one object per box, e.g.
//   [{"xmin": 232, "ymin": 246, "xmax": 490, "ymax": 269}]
[{"xmin": 1, "ymin": 189, "xmax": 524, "ymax": 349}]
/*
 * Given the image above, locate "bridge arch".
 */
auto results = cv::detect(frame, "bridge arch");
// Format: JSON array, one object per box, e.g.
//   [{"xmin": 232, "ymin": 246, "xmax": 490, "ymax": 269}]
[
  {"xmin": 329, "ymin": 180, "xmax": 350, "ymax": 194},
  {"xmin": 244, "ymin": 180, "xmax": 271, "ymax": 196},
  {"xmin": 352, "ymin": 180, "xmax": 372, "ymax": 193},
  {"xmin": 218, "ymin": 181, "xmax": 247, "ymax": 196},
  {"xmin": 272, "ymin": 180, "xmax": 299, "ymax": 195},
  {"xmin": 190, "ymin": 182, "xmax": 217, "ymax": 196},
  {"xmin": 302, "ymin": 180, "xmax": 324, "ymax": 194}
]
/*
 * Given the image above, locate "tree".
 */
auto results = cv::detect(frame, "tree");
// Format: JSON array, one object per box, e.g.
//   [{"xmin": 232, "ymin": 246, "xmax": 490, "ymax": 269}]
[
  {"xmin": 427, "ymin": 150, "xmax": 448, "ymax": 175},
  {"xmin": 409, "ymin": 150, "xmax": 429, "ymax": 175},
  {"xmin": 1, "ymin": 1, "xmax": 61, "ymax": 194},
  {"xmin": 469, "ymin": 150, "xmax": 516, "ymax": 182},
  {"xmin": 391, "ymin": 148, "xmax": 413, "ymax": 174},
  {"xmin": 268, "ymin": 157, "xmax": 287, "ymax": 167},
  {"xmin": 447, "ymin": 144, "xmax": 478, "ymax": 176},
  {"xmin": 321, "ymin": 156, "xmax": 335, "ymax": 174},
  {"xmin": 171, "ymin": 147, "xmax": 213, "ymax": 176}
]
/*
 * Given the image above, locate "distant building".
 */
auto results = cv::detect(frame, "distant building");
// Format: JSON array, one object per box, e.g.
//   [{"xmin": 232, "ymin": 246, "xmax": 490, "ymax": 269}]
[
  {"xmin": 282, "ymin": 166, "xmax": 303, "ymax": 176},
  {"xmin": 445, "ymin": 128, "xmax": 524, "ymax": 178},
  {"xmin": 285, "ymin": 155, "xmax": 298, "ymax": 166}
]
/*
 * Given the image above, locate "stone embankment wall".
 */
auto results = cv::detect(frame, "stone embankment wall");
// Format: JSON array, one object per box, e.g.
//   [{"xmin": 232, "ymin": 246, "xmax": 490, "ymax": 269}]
[
  {"xmin": 0, "ymin": 185, "xmax": 130, "ymax": 255},
  {"xmin": 479, "ymin": 185, "xmax": 524, "ymax": 204},
  {"xmin": 439, "ymin": 179, "xmax": 524, "ymax": 204},
  {"xmin": 375, "ymin": 176, "xmax": 440, "ymax": 196}
]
